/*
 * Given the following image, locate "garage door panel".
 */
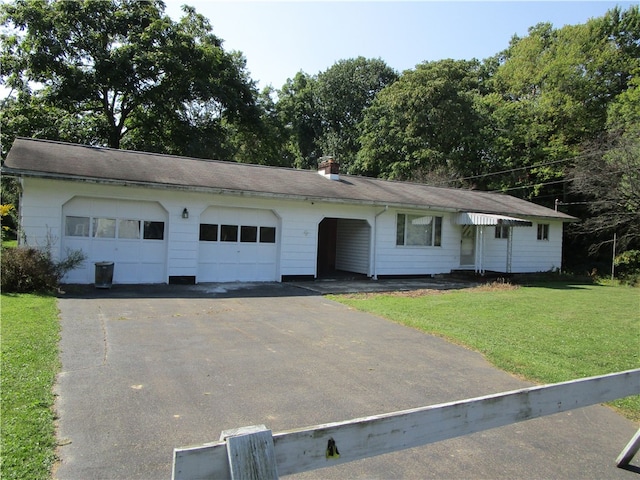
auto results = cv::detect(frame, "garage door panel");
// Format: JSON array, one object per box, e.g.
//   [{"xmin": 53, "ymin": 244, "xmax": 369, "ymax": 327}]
[
  {"xmin": 201, "ymin": 206, "xmax": 277, "ymax": 226},
  {"xmin": 114, "ymin": 241, "xmax": 142, "ymax": 262},
  {"xmin": 91, "ymin": 239, "xmax": 116, "ymax": 258},
  {"xmin": 198, "ymin": 206, "xmax": 279, "ymax": 282},
  {"xmin": 113, "ymin": 263, "xmax": 138, "ymax": 283},
  {"xmin": 62, "ymin": 197, "xmax": 167, "ymax": 284},
  {"xmin": 141, "ymin": 243, "xmax": 166, "ymax": 262}
]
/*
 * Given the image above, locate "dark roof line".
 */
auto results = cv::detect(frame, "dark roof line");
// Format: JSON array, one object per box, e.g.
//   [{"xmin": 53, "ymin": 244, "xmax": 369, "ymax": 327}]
[{"xmin": 3, "ymin": 137, "xmax": 577, "ymax": 221}]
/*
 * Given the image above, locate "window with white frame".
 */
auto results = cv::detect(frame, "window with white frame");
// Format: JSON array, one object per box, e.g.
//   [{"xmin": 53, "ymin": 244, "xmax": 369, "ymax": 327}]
[
  {"xmin": 64, "ymin": 216, "xmax": 163, "ymax": 240},
  {"xmin": 119, "ymin": 220, "xmax": 141, "ymax": 239},
  {"xmin": 495, "ymin": 225, "xmax": 509, "ymax": 239},
  {"xmin": 537, "ymin": 223, "xmax": 549, "ymax": 241},
  {"xmin": 65, "ymin": 216, "xmax": 90, "ymax": 236},
  {"xmin": 92, "ymin": 218, "xmax": 116, "ymax": 238},
  {"xmin": 396, "ymin": 214, "xmax": 442, "ymax": 246}
]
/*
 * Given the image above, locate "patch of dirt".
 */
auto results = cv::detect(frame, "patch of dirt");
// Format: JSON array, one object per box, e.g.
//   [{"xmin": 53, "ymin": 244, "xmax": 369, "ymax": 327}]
[
  {"xmin": 386, "ymin": 288, "xmax": 450, "ymax": 297},
  {"xmin": 341, "ymin": 281, "xmax": 519, "ymax": 299},
  {"xmin": 470, "ymin": 281, "xmax": 520, "ymax": 292}
]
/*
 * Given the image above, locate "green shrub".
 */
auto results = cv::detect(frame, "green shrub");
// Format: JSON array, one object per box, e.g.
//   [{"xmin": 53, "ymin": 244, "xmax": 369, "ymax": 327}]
[
  {"xmin": 615, "ymin": 250, "xmax": 640, "ymax": 286},
  {"xmin": 1, "ymin": 245, "xmax": 86, "ymax": 293}
]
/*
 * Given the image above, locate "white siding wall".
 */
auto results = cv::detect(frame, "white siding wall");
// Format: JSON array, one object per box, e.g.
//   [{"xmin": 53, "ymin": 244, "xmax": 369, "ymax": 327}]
[
  {"xmin": 482, "ymin": 227, "xmax": 510, "ymax": 273},
  {"xmin": 336, "ymin": 219, "xmax": 370, "ymax": 275},
  {"xmin": 17, "ymin": 177, "xmax": 567, "ymax": 284},
  {"xmin": 511, "ymin": 222, "xmax": 563, "ymax": 272},
  {"xmin": 477, "ymin": 223, "xmax": 564, "ymax": 273},
  {"xmin": 278, "ymin": 205, "xmax": 322, "ymax": 277},
  {"xmin": 374, "ymin": 210, "xmax": 460, "ymax": 276},
  {"xmin": 19, "ymin": 178, "xmax": 67, "ymax": 254}
]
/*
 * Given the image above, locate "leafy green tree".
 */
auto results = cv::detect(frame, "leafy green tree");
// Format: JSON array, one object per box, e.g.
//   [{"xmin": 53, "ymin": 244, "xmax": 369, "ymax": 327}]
[
  {"xmin": 276, "ymin": 71, "xmax": 322, "ymax": 169},
  {"xmin": 488, "ymin": 6, "xmax": 640, "ymax": 201},
  {"xmin": 314, "ymin": 57, "xmax": 397, "ymax": 173},
  {"xmin": 1, "ymin": 0, "xmax": 259, "ymax": 156},
  {"xmin": 226, "ymin": 86, "xmax": 291, "ymax": 166},
  {"xmin": 569, "ymin": 72, "xmax": 640, "ymax": 256},
  {"xmin": 275, "ymin": 58, "xmax": 396, "ymax": 171},
  {"xmin": 354, "ymin": 59, "xmax": 487, "ymax": 181}
]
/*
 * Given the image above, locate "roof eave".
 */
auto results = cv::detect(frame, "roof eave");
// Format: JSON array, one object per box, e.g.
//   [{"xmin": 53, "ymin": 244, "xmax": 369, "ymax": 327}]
[{"xmin": 1, "ymin": 168, "xmax": 578, "ymax": 221}]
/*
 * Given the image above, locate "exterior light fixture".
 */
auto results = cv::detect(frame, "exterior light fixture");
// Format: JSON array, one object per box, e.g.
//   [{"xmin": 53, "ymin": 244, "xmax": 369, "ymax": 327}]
[{"xmin": 182, "ymin": 208, "xmax": 189, "ymax": 219}]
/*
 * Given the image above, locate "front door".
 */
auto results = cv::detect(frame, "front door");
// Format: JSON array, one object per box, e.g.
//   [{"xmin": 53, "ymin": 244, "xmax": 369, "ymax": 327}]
[{"xmin": 460, "ymin": 225, "xmax": 476, "ymax": 267}]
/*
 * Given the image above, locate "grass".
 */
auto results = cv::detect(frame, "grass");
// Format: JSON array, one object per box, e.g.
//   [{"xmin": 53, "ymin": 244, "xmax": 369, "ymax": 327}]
[
  {"xmin": 332, "ymin": 281, "xmax": 640, "ymax": 422},
  {"xmin": 1, "ymin": 293, "xmax": 60, "ymax": 480}
]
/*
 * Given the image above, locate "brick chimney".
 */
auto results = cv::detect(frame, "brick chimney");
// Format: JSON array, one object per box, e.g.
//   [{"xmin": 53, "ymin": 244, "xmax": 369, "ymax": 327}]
[{"xmin": 317, "ymin": 156, "xmax": 340, "ymax": 181}]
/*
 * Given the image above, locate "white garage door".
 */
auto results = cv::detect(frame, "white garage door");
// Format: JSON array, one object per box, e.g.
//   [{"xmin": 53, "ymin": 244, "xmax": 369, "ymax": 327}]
[
  {"xmin": 198, "ymin": 206, "xmax": 279, "ymax": 282},
  {"xmin": 62, "ymin": 197, "xmax": 168, "ymax": 284}
]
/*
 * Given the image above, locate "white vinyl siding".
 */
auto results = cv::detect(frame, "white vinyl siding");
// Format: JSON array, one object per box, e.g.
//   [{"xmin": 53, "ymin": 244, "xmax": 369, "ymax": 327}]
[
  {"xmin": 482, "ymin": 223, "xmax": 563, "ymax": 273},
  {"xmin": 376, "ymin": 210, "xmax": 456, "ymax": 276},
  {"xmin": 336, "ymin": 219, "xmax": 370, "ymax": 275},
  {"xmin": 18, "ymin": 177, "xmax": 568, "ymax": 284}
]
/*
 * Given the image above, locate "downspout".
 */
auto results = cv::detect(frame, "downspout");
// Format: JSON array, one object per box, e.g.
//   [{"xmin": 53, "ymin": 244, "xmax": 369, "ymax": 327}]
[{"xmin": 371, "ymin": 205, "xmax": 388, "ymax": 280}]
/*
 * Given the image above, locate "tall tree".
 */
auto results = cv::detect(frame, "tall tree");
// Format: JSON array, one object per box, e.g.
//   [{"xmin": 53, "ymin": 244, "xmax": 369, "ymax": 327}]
[
  {"xmin": 276, "ymin": 71, "xmax": 322, "ymax": 169},
  {"xmin": 314, "ymin": 57, "xmax": 397, "ymax": 173},
  {"xmin": 1, "ymin": 0, "xmax": 259, "ymax": 156},
  {"xmin": 226, "ymin": 86, "xmax": 291, "ymax": 167},
  {"xmin": 568, "ymin": 72, "xmax": 640, "ymax": 256},
  {"xmin": 487, "ymin": 6, "xmax": 640, "ymax": 201},
  {"xmin": 354, "ymin": 59, "xmax": 487, "ymax": 181},
  {"xmin": 275, "ymin": 58, "xmax": 397, "ymax": 171}
]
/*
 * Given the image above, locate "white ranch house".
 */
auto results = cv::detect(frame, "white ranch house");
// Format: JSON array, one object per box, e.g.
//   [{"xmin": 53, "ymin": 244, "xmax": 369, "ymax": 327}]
[{"xmin": 3, "ymin": 138, "xmax": 575, "ymax": 285}]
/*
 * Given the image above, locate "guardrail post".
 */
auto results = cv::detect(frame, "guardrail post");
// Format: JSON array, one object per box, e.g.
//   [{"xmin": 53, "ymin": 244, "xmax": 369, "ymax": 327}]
[
  {"xmin": 616, "ymin": 428, "xmax": 640, "ymax": 468},
  {"xmin": 220, "ymin": 425, "xmax": 279, "ymax": 480}
]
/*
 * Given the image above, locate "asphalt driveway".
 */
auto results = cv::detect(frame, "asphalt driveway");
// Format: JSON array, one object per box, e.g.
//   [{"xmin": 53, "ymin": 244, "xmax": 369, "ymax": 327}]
[{"xmin": 54, "ymin": 282, "xmax": 638, "ymax": 479}]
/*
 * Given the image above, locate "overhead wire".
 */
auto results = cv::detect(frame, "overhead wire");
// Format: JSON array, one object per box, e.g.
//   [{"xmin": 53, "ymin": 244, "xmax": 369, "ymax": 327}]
[{"xmin": 429, "ymin": 149, "xmax": 604, "ymax": 188}]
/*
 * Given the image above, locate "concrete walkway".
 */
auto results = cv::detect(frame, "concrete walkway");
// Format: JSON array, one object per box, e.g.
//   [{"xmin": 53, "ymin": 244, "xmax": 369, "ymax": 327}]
[{"xmin": 54, "ymin": 282, "xmax": 638, "ymax": 479}]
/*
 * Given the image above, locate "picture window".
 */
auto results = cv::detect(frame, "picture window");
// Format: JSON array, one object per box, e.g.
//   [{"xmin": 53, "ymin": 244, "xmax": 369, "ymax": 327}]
[{"xmin": 396, "ymin": 214, "xmax": 442, "ymax": 247}]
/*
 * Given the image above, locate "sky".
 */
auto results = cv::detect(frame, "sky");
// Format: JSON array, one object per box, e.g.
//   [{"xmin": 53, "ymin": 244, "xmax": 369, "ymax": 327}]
[{"xmin": 163, "ymin": 1, "xmax": 637, "ymax": 90}]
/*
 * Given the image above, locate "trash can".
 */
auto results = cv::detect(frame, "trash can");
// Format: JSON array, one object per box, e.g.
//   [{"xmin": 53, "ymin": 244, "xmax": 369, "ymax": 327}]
[{"xmin": 95, "ymin": 261, "xmax": 114, "ymax": 289}]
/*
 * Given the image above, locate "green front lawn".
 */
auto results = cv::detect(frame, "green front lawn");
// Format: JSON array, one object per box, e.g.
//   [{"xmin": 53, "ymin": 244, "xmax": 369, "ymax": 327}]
[
  {"xmin": 333, "ymin": 281, "xmax": 640, "ymax": 421},
  {"xmin": 1, "ymin": 294, "xmax": 60, "ymax": 480}
]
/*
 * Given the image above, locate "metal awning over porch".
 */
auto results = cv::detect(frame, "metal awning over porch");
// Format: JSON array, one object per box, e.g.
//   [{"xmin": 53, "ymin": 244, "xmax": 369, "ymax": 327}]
[{"xmin": 455, "ymin": 212, "xmax": 533, "ymax": 227}]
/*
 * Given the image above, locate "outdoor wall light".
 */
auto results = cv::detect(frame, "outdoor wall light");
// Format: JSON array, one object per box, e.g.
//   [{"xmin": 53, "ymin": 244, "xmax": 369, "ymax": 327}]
[{"xmin": 182, "ymin": 208, "xmax": 189, "ymax": 219}]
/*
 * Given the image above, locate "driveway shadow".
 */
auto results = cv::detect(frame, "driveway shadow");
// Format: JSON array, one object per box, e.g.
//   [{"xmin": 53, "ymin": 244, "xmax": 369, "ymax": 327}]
[{"xmin": 58, "ymin": 282, "xmax": 316, "ymax": 299}]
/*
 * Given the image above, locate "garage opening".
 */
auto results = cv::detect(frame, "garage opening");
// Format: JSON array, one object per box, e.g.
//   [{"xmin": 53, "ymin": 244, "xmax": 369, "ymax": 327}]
[{"xmin": 316, "ymin": 218, "xmax": 371, "ymax": 278}]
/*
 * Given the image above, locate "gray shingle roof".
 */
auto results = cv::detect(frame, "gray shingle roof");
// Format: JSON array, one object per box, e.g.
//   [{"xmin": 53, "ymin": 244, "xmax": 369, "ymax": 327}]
[{"xmin": 3, "ymin": 137, "xmax": 575, "ymax": 220}]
